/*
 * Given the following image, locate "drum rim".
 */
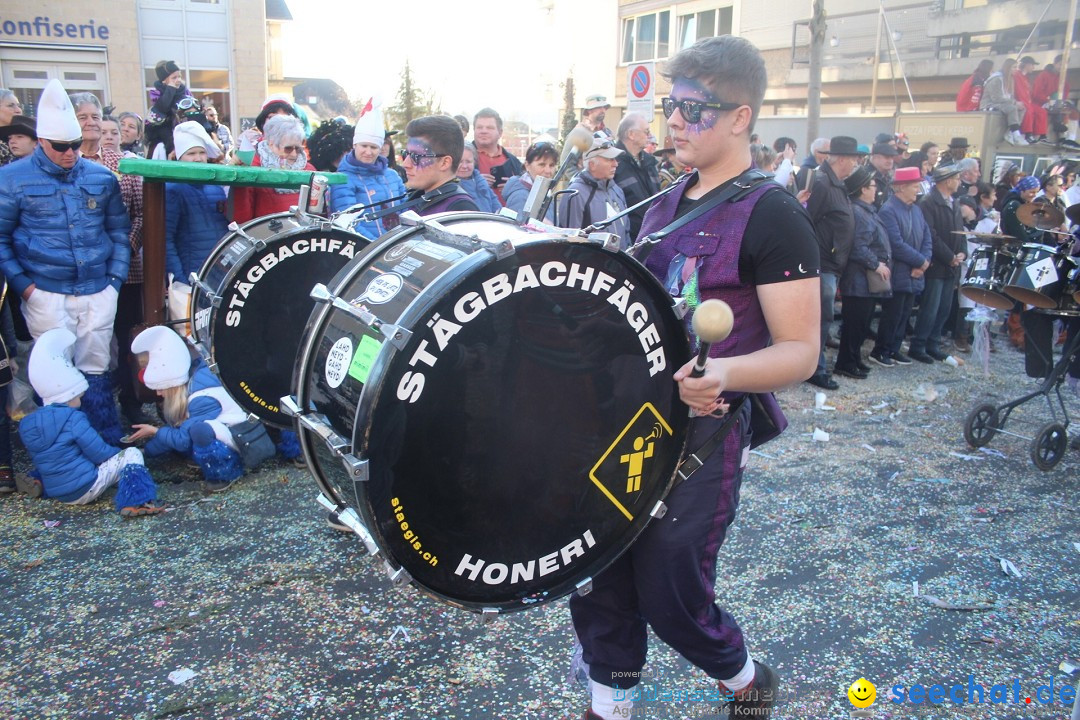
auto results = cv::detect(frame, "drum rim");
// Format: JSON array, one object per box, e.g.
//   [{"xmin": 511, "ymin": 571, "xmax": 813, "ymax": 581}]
[{"xmin": 294, "ymin": 213, "xmax": 691, "ymax": 612}]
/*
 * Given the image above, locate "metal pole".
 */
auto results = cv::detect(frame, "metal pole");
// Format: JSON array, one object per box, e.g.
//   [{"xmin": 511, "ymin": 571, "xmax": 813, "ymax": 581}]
[
  {"xmin": 870, "ymin": 6, "xmax": 883, "ymax": 113},
  {"xmin": 880, "ymin": 2, "xmax": 917, "ymax": 111},
  {"xmin": 1059, "ymin": 0, "xmax": 1076, "ymax": 101},
  {"xmin": 1016, "ymin": 0, "xmax": 1056, "ymax": 60},
  {"xmin": 807, "ymin": 0, "xmax": 826, "ymax": 150}
]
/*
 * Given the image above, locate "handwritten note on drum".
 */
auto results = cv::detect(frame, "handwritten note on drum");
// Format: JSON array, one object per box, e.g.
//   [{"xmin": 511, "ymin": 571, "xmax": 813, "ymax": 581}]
[
  {"xmin": 348, "ymin": 335, "xmax": 382, "ymax": 384},
  {"xmin": 324, "ymin": 336, "xmax": 353, "ymax": 389}
]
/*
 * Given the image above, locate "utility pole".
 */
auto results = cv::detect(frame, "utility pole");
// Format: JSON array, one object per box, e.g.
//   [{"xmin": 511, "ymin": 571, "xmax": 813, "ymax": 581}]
[
  {"xmin": 807, "ymin": 0, "xmax": 826, "ymax": 150},
  {"xmin": 1060, "ymin": 0, "xmax": 1076, "ymax": 102}
]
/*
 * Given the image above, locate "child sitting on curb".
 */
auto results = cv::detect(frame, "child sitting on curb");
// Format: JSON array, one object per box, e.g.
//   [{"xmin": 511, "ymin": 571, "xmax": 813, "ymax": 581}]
[
  {"xmin": 127, "ymin": 326, "xmax": 251, "ymax": 492},
  {"xmin": 18, "ymin": 329, "xmax": 163, "ymax": 517}
]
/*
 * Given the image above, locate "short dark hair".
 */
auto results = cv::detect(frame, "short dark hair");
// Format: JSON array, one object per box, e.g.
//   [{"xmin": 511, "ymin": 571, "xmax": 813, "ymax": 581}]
[
  {"xmin": 406, "ymin": 115, "xmax": 465, "ymax": 170},
  {"xmin": 919, "ymin": 140, "xmax": 938, "ymax": 154},
  {"xmin": 975, "ymin": 181, "xmax": 993, "ymax": 198},
  {"xmin": 772, "ymin": 136, "xmax": 796, "ymax": 153},
  {"xmin": 453, "ymin": 114, "xmax": 469, "ymax": 134},
  {"xmin": 473, "ymin": 107, "xmax": 503, "ymax": 132},
  {"xmin": 661, "ymin": 36, "xmax": 768, "ymax": 133},
  {"xmin": 525, "ymin": 142, "xmax": 559, "ymax": 165}
]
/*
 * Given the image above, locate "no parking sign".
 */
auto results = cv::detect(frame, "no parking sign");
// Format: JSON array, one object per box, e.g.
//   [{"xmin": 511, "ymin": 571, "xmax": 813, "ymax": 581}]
[{"xmin": 627, "ymin": 62, "xmax": 655, "ymax": 117}]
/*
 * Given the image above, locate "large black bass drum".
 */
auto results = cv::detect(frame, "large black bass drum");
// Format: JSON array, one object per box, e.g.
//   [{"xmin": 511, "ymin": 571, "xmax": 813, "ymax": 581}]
[
  {"xmin": 189, "ymin": 211, "xmax": 370, "ymax": 427},
  {"xmin": 284, "ymin": 212, "xmax": 691, "ymax": 614}
]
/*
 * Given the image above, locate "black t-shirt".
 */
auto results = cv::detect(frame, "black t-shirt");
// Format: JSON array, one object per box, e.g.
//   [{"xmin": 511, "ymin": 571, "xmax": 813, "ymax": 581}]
[{"xmin": 673, "ymin": 182, "xmax": 820, "ymax": 286}]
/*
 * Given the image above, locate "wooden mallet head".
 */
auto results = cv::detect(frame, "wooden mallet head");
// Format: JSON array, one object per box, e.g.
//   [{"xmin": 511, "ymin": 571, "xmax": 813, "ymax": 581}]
[{"xmin": 690, "ymin": 299, "xmax": 734, "ymax": 377}]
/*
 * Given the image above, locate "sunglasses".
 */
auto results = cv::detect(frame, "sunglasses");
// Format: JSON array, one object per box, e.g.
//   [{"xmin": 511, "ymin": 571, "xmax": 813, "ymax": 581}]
[
  {"xmin": 661, "ymin": 97, "xmax": 743, "ymax": 123},
  {"xmin": 401, "ymin": 149, "xmax": 447, "ymax": 164},
  {"xmin": 47, "ymin": 138, "xmax": 83, "ymax": 153},
  {"xmin": 280, "ymin": 145, "xmax": 302, "ymax": 153}
]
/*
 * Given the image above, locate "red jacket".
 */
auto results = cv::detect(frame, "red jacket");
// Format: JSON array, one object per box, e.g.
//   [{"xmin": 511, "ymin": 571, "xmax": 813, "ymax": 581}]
[
  {"xmin": 1032, "ymin": 68, "xmax": 1070, "ymax": 105},
  {"xmin": 231, "ymin": 151, "xmax": 315, "ymax": 224},
  {"xmin": 956, "ymin": 74, "xmax": 983, "ymax": 112},
  {"xmin": 1014, "ymin": 70, "xmax": 1034, "ymax": 105}
]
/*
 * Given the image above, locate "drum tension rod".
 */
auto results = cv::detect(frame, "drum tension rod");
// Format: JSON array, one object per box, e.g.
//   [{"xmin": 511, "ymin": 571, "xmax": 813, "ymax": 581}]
[
  {"xmin": 385, "ymin": 564, "xmax": 411, "ymax": 588},
  {"xmin": 671, "ymin": 296, "xmax": 690, "ymax": 319},
  {"xmin": 188, "ymin": 273, "xmax": 221, "ymax": 308},
  {"xmin": 314, "ymin": 494, "xmax": 380, "ymax": 557},
  {"xmin": 576, "ymin": 578, "xmax": 594, "ymax": 597},
  {"xmin": 282, "ymin": 396, "xmax": 371, "ymax": 482},
  {"xmin": 227, "ymin": 221, "xmax": 267, "ymax": 250},
  {"xmin": 309, "ymin": 284, "xmax": 412, "ymax": 350}
]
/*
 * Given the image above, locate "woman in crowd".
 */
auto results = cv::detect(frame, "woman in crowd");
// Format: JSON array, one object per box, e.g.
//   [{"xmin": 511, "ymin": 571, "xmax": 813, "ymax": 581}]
[
  {"xmin": 503, "ymin": 141, "xmax": 559, "ymax": 220},
  {"xmin": 232, "ymin": 114, "xmax": 314, "ymax": 223},
  {"xmin": 900, "ymin": 151, "xmax": 932, "ymax": 197},
  {"xmin": 99, "ymin": 115, "xmax": 124, "ymax": 155},
  {"xmin": 381, "ymin": 132, "xmax": 406, "ymax": 183},
  {"xmin": 119, "ymin": 111, "xmax": 146, "ymax": 156},
  {"xmin": 165, "ymin": 122, "xmax": 227, "ymax": 283},
  {"xmin": 836, "ymin": 166, "xmax": 892, "ymax": 378},
  {"xmin": 456, "ymin": 142, "xmax": 501, "ymax": 212},
  {"xmin": 127, "ymin": 327, "xmax": 255, "ymax": 492},
  {"xmin": 1037, "ymin": 173, "xmax": 1068, "ymax": 217},
  {"xmin": 330, "ymin": 105, "xmax": 407, "ymax": 238},
  {"xmin": 236, "ymin": 94, "xmax": 296, "ymax": 166},
  {"xmin": 0, "ymin": 88, "xmax": 22, "ymax": 167},
  {"xmin": 981, "ymin": 58, "xmax": 1028, "ymax": 146}
]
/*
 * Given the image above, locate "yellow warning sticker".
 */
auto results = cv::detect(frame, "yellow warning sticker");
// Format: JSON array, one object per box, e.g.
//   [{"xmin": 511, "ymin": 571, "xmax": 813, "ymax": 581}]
[{"xmin": 589, "ymin": 403, "xmax": 674, "ymax": 521}]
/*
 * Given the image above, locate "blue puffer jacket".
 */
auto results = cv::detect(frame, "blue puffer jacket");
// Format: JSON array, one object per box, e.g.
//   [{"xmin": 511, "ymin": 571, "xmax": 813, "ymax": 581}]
[
  {"xmin": 878, "ymin": 195, "xmax": 933, "ymax": 294},
  {"xmin": 145, "ymin": 360, "xmax": 231, "ymax": 457},
  {"xmin": 329, "ymin": 153, "xmax": 407, "ymax": 239},
  {"xmin": 20, "ymin": 404, "xmax": 120, "ymax": 503},
  {"xmin": 0, "ymin": 146, "xmax": 130, "ymax": 297},
  {"xmin": 165, "ymin": 182, "xmax": 229, "ymax": 282},
  {"xmin": 458, "ymin": 169, "xmax": 501, "ymax": 213}
]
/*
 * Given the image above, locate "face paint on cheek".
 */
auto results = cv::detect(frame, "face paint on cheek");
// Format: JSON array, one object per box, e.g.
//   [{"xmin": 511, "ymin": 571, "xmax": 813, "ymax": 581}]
[
  {"xmin": 407, "ymin": 139, "xmax": 439, "ymax": 170},
  {"xmin": 671, "ymin": 78, "xmax": 722, "ymax": 135}
]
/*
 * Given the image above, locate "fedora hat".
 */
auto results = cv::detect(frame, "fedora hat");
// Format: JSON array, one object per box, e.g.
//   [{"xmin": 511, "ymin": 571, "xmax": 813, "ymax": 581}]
[
  {"xmin": 844, "ymin": 165, "xmax": 875, "ymax": 197},
  {"xmin": 827, "ymin": 136, "xmax": 863, "ymax": 156},
  {"xmin": 0, "ymin": 115, "xmax": 36, "ymax": 142},
  {"xmin": 931, "ymin": 165, "xmax": 961, "ymax": 183},
  {"xmin": 948, "ymin": 137, "xmax": 969, "ymax": 148}
]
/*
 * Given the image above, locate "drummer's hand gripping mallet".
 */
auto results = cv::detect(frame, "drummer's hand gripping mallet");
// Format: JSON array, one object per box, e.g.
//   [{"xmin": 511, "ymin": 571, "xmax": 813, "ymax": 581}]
[{"xmin": 689, "ymin": 299, "xmax": 734, "ymax": 378}]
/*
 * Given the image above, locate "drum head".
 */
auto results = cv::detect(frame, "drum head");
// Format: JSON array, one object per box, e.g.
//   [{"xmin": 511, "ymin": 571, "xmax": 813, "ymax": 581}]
[
  {"xmin": 301, "ymin": 228, "xmax": 690, "ymax": 611},
  {"xmin": 198, "ymin": 222, "xmax": 368, "ymax": 426}
]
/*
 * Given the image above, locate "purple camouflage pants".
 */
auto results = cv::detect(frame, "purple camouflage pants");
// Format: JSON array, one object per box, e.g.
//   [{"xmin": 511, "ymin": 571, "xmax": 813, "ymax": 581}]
[{"xmin": 569, "ymin": 400, "xmax": 752, "ymax": 687}]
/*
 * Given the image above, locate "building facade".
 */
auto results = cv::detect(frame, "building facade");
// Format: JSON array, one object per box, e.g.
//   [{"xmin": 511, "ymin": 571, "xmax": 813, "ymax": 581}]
[{"xmin": 0, "ymin": 0, "xmax": 288, "ymax": 132}]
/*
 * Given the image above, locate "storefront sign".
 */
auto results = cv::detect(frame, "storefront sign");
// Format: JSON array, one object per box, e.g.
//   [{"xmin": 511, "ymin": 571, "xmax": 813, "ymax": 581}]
[{"xmin": 0, "ymin": 16, "xmax": 110, "ymax": 41}]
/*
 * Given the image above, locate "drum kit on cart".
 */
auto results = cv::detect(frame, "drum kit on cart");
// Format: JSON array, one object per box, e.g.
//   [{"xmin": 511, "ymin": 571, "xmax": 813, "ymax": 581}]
[
  {"xmin": 182, "ymin": 190, "xmax": 696, "ymax": 614},
  {"xmin": 960, "ymin": 202, "xmax": 1080, "ymax": 470}
]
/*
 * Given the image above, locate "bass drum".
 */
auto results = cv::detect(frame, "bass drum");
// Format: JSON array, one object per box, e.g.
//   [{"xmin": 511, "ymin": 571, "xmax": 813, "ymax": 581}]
[
  {"xmin": 190, "ymin": 212, "xmax": 370, "ymax": 427},
  {"xmin": 289, "ymin": 213, "xmax": 690, "ymax": 613}
]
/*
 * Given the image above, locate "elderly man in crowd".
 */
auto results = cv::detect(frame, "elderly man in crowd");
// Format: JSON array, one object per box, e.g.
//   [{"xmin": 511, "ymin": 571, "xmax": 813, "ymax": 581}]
[
  {"xmin": 909, "ymin": 165, "xmax": 967, "ymax": 363},
  {"xmin": 795, "ymin": 136, "xmax": 828, "ymax": 192},
  {"xmin": 613, "ymin": 112, "xmax": 660, "ymax": 241},
  {"xmin": 806, "ymin": 135, "xmax": 863, "ymax": 390},
  {"xmin": 869, "ymin": 141, "xmax": 898, "ymax": 209},
  {"xmin": 952, "ymin": 158, "xmax": 981, "ymax": 199},
  {"xmin": 0, "ymin": 79, "xmax": 129, "ymax": 443},
  {"xmin": 556, "ymin": 135, "xmax": 628, "ymax": 245}
]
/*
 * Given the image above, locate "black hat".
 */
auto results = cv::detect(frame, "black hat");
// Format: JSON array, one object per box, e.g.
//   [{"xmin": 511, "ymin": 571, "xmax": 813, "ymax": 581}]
[
  {"xmin": 931, "ymin": 165, "xmax": 961, "ymax": 183},
  {"xmin": 155, "ymin": 60, "xmax": 181, "ymax": 82},
  {"xmin": 844, "ymin": 165, "xmax": 875, "ymax": 197},
  {"xmin": 0, "ymin": 115, "xmax": 36, "ymax": 142},
  {"xmin": 871, "ymin": 142, "xmax": 899, "ymax": 156},
  {"xmin": 828, "ymin": 136, "xmax": 864, "ymax": 156},
  {"xmin": 255, "ymin": 97, "xmax": 297, "ymax": 132},
  {"xmin": 874, "ymin": 132, "xmax": 894, "ymax": 144},
  {"xmin": 948, "ymin": 137, "xmax": 969, "ymax": 148}
]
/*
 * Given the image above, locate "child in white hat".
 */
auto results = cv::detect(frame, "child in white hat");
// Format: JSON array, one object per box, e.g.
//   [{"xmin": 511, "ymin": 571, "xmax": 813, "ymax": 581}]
[
  {"xmin": 18, "ymin": 329, "xmax": 163, "ymax": 516},
  {"xmin": 127, "ymin": 326, "xmax": 254, "ymax": 491}
]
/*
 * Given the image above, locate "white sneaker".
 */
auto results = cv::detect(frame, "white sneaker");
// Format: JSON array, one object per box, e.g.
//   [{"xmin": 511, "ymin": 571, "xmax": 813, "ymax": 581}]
[
  {"xmin": 1013, "ymin": 131, "xmax": 1029, "ymax": 146},
  {"xmin": 1004, "ymin": 131, "xmax": 1017, "ymax": 145}
]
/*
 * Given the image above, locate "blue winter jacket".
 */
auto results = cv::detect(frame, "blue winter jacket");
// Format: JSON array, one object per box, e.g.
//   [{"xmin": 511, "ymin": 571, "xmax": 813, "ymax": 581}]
[
  {"xmin": 165, "ymin": 182, "xmax": 229, "ymax": 282},
  {"xmin": 145, "ymin": 360, "xmax": 230, "ymax": 458},
  {"xmin": 0, "ymin": 146, "xmax": 130, "ymax": 297},
  {"xmin": 458, "ymin": 169, "xmax": 502, "ymax": 213},
  {"xmin": 329, "ymin": 153, "xmax": 407, "ymax": 239},
  {"xmin": 20, "ymin": 404, "xmax": 120, "ymax": 503},
  {"xmin": 502, "ymin": 173, "xmax": 554, "ymax": 222},
  {"xmin": 878, "ymin": 195, "xmax": 933, "ymax": 294}
]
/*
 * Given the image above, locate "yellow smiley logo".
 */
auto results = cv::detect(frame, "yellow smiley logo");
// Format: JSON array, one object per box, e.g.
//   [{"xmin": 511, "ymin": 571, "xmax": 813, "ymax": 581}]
[{"xmin": 848, "ymin": 678, "xmax": 876, "ymax": 709}]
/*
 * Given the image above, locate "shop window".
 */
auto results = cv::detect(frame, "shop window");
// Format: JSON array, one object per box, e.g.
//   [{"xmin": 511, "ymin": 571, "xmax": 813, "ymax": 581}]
[
  {"xmin": 678, "ymin": 6, "xmax": 733, "ymax": 49},
  {"xmin": 621, "ymin": 10, "xmax": 670, "ymax": 64}
]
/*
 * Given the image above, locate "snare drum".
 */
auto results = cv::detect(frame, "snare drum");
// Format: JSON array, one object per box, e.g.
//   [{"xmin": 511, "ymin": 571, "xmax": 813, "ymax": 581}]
[
  {"xmin": 287, "ymin": 213, "xmax": 690, "ymax": 613},
  {"xmin": 190, "ymin": 212, "xmax": 369, "ymax": 427},
  {"xmin": 960, "ymin": 245, "xmax": 1016, "ymax": 310},
  {"xmin": 1003, "ymin": 244, "xmax": 1075, "ymax": 309}
]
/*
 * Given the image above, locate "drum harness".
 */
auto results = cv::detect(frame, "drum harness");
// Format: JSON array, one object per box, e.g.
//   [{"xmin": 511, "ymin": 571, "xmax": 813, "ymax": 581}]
[
  {"xmin": 342, "ymin": 181, "xmax": 472, "ymax": 223},
  {"xmin": 624, "ymin": 168, "xmax": 776, "ymax": 484}
]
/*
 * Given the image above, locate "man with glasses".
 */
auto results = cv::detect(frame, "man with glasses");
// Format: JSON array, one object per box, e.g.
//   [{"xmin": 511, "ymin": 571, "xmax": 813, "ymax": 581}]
[
  {"xmin": 612, "ymin": 112, "xmax": 660, "ymax": 241},
  {"xmin": 0, "ymin": 79, "xmax": 130, "ymax": 443},
  {"xmin": 556, "ymin": 135, "xmax": 628, "ymax": 243},
  {"xmin": 570, "ymin": 36, "xmax": 819, "ymax": 720},
  {"xmin": 399, "ymin": 115, "xmax": 477, "ymax": 215}
]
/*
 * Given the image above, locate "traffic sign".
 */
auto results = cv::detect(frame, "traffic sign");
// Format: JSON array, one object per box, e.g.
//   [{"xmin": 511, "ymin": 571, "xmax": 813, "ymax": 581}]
[{"xmin": 627, "ymin": 62, "xmax": 655, "ymax": 117}]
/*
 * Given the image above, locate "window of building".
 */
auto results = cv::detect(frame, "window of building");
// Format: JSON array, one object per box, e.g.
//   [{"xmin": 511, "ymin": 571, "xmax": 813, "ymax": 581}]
[
  {"xmin": 678, "ymin": 6, "xmax": 733, "ymax": 50},
  {"xmin": 621, "ymin": 10, "xmax": 670, "ymax": 64}
]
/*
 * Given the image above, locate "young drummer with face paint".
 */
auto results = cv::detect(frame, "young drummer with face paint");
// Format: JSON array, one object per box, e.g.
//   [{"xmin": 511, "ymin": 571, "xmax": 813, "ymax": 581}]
[
  {"xmin": 570, "ymin": 37, "xmax": 820, "ymax": 720},
  {"xmin": 399, "ymin": 115, "xmax": 478, "ymax": 215}
]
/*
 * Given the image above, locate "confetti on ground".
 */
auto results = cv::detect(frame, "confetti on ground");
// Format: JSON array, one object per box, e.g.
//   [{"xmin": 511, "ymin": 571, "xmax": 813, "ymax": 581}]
[{"xmin": 0, "ymin": 341, "xmax": 1077, "ymax": 719}]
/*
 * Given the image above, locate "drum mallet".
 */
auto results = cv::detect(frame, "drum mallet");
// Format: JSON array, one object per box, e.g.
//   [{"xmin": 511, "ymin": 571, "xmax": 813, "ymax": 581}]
[{"xmin": 689, "ymin": 299, "xmax": 734, "ymax": 378}]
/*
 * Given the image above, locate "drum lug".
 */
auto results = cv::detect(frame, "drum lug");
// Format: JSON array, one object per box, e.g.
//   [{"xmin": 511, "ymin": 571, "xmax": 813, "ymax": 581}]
[
  {"xmin": 341, "ymin": 454, "xmax": 369, "ymax": 481},
  {"xmin": 575, "ymin": 578, "xmax": 594, "ymax": 597},
  {"xmin": 315, "ymin": 495, "xmax": 381, "ymax": 556},
  {"xmin": 279, "ymin": 395, "xmax": 303, "ymax": 417},
  {"xmin": 296, "ymin": 412, "xmax": 352, "ymax": 457},
  {"xmin": 481, "ymin": 607, "xmax": 500, "ymax": 622},
  {"xmin": 586, "ymin": 232, "xmax": 622, "ymax": 252},
  {"xmin": 649, "ymin": 501, "xmax": 668, "ymax": 519},
  {"xmin": 672, "ymin": 296, "xmax": 689, "ymax": 319},
  {"xmin": 227, "ymin": 221, "xmax": 266, "ymax": 250},
  {"xmin": 386, "ymin": 564, "xmax": 411, "ymax": 587},
  {"xmin": 310, "ymin": 283, "xmax": 411, "ymax": 349},
  {"xmin": 398, "ymin": 210, "xmax": 423, "ymax": 227},
  {"xmin": 190, "ymin": 277, "xmax": 221, "ymax": 308},
  {"xmin": 380, "ymin": 323, "xmax": 412, "ymax": 350}
]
